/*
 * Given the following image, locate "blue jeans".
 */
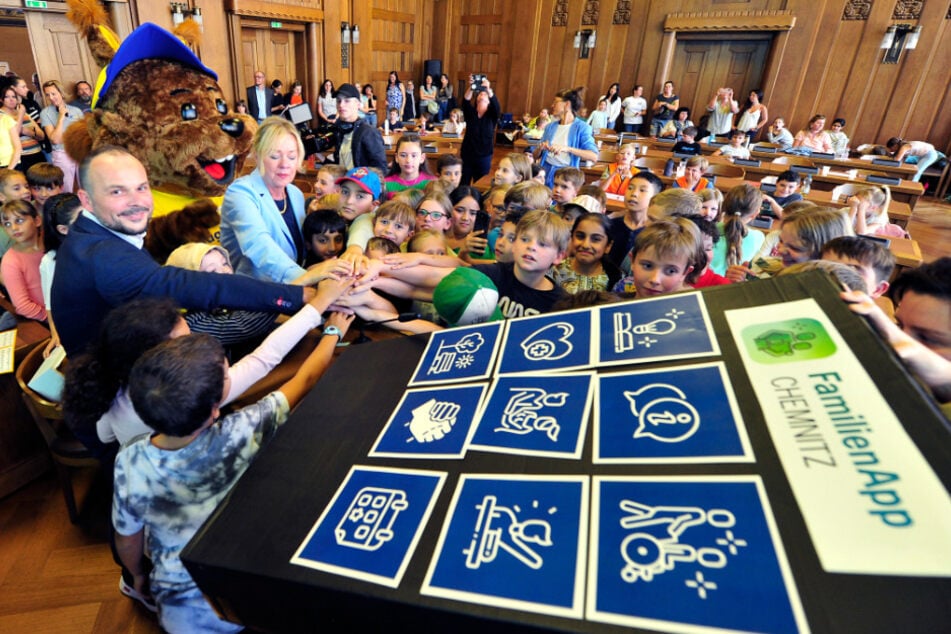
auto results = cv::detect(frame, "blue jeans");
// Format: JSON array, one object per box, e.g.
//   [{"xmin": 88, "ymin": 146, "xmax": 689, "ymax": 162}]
[{"xmin": 910, "ymin": 148, "xmax": 940, "ymax": 182}]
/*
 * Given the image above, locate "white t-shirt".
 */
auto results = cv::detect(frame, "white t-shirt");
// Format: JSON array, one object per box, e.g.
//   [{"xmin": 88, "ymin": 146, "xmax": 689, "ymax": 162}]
[
  {"xmin": 546, "ymin": 124, "xmax": 572, "ymax": 168},
  {"xmin": 621, "ymin": 96, "xmax": 647, "ymax": 124}
]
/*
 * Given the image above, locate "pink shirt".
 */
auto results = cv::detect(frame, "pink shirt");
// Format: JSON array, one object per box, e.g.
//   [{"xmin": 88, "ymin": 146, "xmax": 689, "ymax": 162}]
[
  {"xmin": 1, "ymin": 248, "xmax": 46, "ymax": 320},
  {"xmin": 794, "ymin": 129, "xmax": 833, "ymax": 153}
]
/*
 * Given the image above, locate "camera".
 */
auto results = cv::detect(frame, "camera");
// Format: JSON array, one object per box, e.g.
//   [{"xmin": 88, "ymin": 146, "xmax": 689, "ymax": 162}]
[{"xmin": 471, "ymin": 73, "xmax": 486, "ymax": 92}]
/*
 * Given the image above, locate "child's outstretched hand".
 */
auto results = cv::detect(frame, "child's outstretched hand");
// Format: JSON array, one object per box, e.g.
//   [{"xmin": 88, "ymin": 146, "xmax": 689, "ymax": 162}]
[
  {"xmin": 310, "ymin": 275, "xmax": 356, "ymax": 309},
  {"xmin": 725, "ymin": 262, "xmax": 754, "ymax": 284},
  {"xmin": 842, "ymin": 289, "xmax": 951, "ymax": 403},
  {"xmin": 382, "ymin": 252, "xmax": 425, "ymax": 269},
  {"xmin": 324, "ymin": 311, "xmax": 356, "ymax": 339}
]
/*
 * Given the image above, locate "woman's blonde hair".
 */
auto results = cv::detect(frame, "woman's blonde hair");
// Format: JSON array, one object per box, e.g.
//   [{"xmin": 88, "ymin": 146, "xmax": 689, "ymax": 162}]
[{"xmin": 253, "ymin": 116, "xmax": 305, "ymax": 174}]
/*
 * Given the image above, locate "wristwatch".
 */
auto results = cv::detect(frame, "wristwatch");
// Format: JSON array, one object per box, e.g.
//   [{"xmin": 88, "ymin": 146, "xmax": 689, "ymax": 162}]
[{"xmin": 323, "ymin": 325, "xmax": 342, "ymax": 339}]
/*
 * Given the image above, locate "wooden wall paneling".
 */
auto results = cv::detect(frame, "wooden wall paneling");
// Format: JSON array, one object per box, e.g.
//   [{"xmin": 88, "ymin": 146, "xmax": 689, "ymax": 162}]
[
  {"xmin": 0, "ymin": 24, "xmax": 37, "ymax": 83},
  {"xmin": 829, "ymin": 15, "xmax": 881, "ymax": 148},
  {"xmin": 24, "ymin": 11, "xmax": 100, "ymax": 97},
  {"xmin": 501, "ymin": 0, "xmax": 541, "ymax": 116},
  {"xmin": 194, "ymin": 1, "xmax": 236, "ymax": 100},
  {"xmin": 321, "ymin": 0, "xmax": 343, "ymax": 84},
  {"xmin": 888, "ymin": 0, "xmax": 951, "ymax": 145}
]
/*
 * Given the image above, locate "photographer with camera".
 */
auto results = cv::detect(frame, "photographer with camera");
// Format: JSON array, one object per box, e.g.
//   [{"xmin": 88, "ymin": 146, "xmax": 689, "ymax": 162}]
[
  {"xmin": 329, "ymin": 83, "xmax": 387, "ymax": 172},
  {"xmin": 460, "ymin": 74, "xmax": 501, "ymax": 185},
  {"xmin": 706, "ymin": 86, "xmax": 739, "ymax": 139},
  {"xmin": 649, "ymin": 80, "xmax": 679, "ymax": 137}
]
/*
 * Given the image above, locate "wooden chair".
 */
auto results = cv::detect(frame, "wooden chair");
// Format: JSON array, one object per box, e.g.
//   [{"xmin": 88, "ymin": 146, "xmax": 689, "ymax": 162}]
[
  {"xmin": 706, "ymin": 163, "xmax": 746, "ymax": 179},
  {"xmin": 15, "ymin": 341, "xmax": 98, "ymax": 524},
  {"xmin": 772, "ymin": 155, "xmax": 815, "ymax": 168},
  {"xmin": 634, "ymin": 157, "xmax": 670, "ymax": 173}
]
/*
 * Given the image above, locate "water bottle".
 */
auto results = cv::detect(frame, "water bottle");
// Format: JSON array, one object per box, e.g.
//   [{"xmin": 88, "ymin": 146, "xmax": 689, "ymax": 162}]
[
  {"xmin": 802, "ymin": 174, "xmax": 812, "ymax": 194},
  {"xmin": 676, "ymin": 160, "xmax": 686, "ymax": 178},
  {"xmin": 664, "ymin": 158, "xmax": 675, "ymax": 177}
]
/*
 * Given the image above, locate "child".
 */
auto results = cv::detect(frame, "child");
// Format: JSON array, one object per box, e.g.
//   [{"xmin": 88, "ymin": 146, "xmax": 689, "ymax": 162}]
[
  {"xmin": 1, "ymin": 199, "xmax": 46, "ymax": 320},
  {"xmin": 113, "ymin": 289, "xmax": 354, "ymax": 633},
  {"xmin": 672, "ymin": 156, "xmax": 712, "ymax": 192},
  {"xmin": 551, "ymin": 167, "xmax": 584, "ymax": 208},
  {"xmin": 336, "ymin": 167, "xmax": 382, "ymax": 223},
  {"xmin": 606, "ymin": 170, "xmax": 663, "ymax": 272},
  {"xmin": 761, "ymin": 170, "xmax": 803, "ymax": 219},
  {"xmin": 303, "ymin": 209, "xmax": 347, "ymax": 265},
  {"xmin": 711, "ymin": 184, "xmax": 764, "ymax": 276},
  {"xmin": 385, "ymin": 134, "xmax": 433, "ymax": 198},
  {"xmin": 587, "ymin": 98, "xmax": 609, "ymax": 131},
  {"xmin": 767, "ymin": 118, "xmax": 794, "ymax": 149},
  {"xmin": 672, "ymin": 126, "xmax": 702, "ymax": 155},
  {"xmin": 366, "ymin": 236, "xmax": 401, "ymax": 260},
  {"xmin": 647, "ymin": 188, "xmax": 702, "ymax": 223},
  {"xmin": 415, "ymin": 191, "xmax": 454, "ymax": 236},
  {"xmin": 39, "ymin": 193, "xmax": 81, "ymax": 350},
  {"xmin": 735, "ymin": 207, "xmax": 852, "ymax": 280},
  {"xmin": 493, "ymin": 152, "xmax": 532, "ymax": 187},
  {"xmin": 821, "ymin": 235, "xmax": 895, "ymax": 299},
  {"xmin": 848, "ymin": 184, "xmax": 905, "ymax": 237},
  {"xmin": 493, "ymin": 211, "xmax": 525, "ymax": 263},
  {"xmin": 441, "ymin": 108, "xmax": 466, "ymax": 135},
  {"xmin": 683, "ymin": 215, "xmax": 731, "ymax": 287},
  {"xmin": 888, "ymin": 258, "xmax": 951, "ymax": 362},
  {"xmin": 560, "ymin": 194, "xmax": 603, "ymax": 227},
  {"xmin": 578, "ymin": 185, "xmax": 607, "ymax": 214},
  {"xmin": 531, "ymin": 163, "xmax": 546, "ymax": 184},
  {"xmin": 372, "ymin": 199, "xmax": 416, "ymax": 247},
  {"xmin": 553, "ymin": 213, "xmax": 621, "ymax": 293},
  {"xmin": 597, "ymin": 144, "xmax": 637, "ymax": 195},
  {"xmin": 382, "ymin": 107, "xmax": 404, "ymax": 132},
  {"xmin": 381, "ymin": 210, "xmax": 570, "ymax": 317},
  {"xmin": 313, "ymin": 164, "xmax": 345, "ymax": 198},
  {"xmin": 613, "ymin": 218, "xmax": 705, "ymax": 297},
  {"xmin": 483, "ymin": 184, "xmax": 510, "ymax": 234},
  {"xmin": 828, "ymin": 118, "xmax": 850, "ymax": 157},
  {"xmin": 697, "ymin": 187, "xmax": 723, "ymax": 221},
  {"xmin": 409, "ymin": 229, "xmax": 450, "ymax": 256},
  {"xmin": 307, "ymin": 192, "xmax": 341, "ymax": 214},
  {"xmin": 713, "ymin": 129, "xmax": 751, "ymax": 159},
  {"xmin": 447, "ymin": 186, "xmax": 483, "ymax": 255},
  {"xmin": 842, "ymin": 264, "xmax": 951, "ymax": 416},
  {"xmin": 482, "ymin": 182, "xmax": 549, "ymax": 260},
  {"xmin": 0, "ymin": 168, "xmax": 31, "ymax": 257},
  {"xmin": 26, "ymin": 162, "xmax": 64, "ymax": 211},
  {"xmin": 436, "ymin": 154, "xmax": 463, "ymax": 191}
]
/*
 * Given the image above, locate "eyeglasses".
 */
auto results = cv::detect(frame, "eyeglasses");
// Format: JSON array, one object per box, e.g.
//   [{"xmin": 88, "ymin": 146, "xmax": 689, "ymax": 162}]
[{"xmin": 416, "ymin": 209, "xmax": 446, "ymax": 220}]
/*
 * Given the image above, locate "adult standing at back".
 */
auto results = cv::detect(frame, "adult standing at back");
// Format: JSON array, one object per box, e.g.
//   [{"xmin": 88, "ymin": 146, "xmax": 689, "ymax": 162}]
[
  {"xmin": 619, "ymin": 85, "xmax": 646, "ymax": 134},
  {"xmin": 601, "ymin": 82, "xmax": 622, "ymax": 131},
  {"xmin": 706, "ymin": 87, "xmax": 739, "ymax": 138},
  {"xmin": 246, "ymin": 70, "xmax": 277, "ymax": 124},
  {"xmin": 39, "ymin": 80, "xmax": 82, "ymax": 192},
  {"xmin": 534, "ymin": 87, "xmax": 599, "ymax": 188},
  {"xmin": 736, "ymin": 89, "xmax": 769, "ymax": 142},
  {"xmin": 459, "ymin": 75, "xmax": 500, "ymax": 185},
  {"xmin": 649, "ymin": 81, "xmax": 679, "ymax": 137},
  {"xmin": 385, "ymin": 71, "xmax": 405, "ymax": 121},
  {"xmin": 316, "ymin": 79, "xmax": 337, "ymax": 128}
]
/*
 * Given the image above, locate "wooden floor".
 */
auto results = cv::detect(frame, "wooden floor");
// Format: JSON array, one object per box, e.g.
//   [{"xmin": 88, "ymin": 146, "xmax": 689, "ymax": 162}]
[{"xmin": 0, "ymin": 151, "xmax": 948, "ymax": 632}]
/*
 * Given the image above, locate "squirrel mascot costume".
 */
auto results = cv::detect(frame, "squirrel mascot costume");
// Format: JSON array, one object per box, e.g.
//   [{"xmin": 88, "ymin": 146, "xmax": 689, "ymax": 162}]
[{"xmin": 63, "ymin": 0, "xmax": 257, "ymax": 261}]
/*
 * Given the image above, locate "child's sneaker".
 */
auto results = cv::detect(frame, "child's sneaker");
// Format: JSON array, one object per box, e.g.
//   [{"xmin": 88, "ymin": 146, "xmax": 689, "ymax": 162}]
[{"xmin": 119, "ymin": 576, "xmax": 157, "ymax": 613}]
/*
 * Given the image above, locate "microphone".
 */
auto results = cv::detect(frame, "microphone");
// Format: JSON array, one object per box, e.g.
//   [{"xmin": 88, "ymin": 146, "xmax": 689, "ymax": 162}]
[{"xmin": 354, "ymin": 312, "xmax": 419, "ymax": 344}]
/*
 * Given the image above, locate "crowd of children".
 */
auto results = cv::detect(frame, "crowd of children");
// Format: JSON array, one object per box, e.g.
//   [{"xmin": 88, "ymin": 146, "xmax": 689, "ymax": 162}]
[{"xmin": 4, "ymin": 107, "xmax": 942, "ymax": 633}]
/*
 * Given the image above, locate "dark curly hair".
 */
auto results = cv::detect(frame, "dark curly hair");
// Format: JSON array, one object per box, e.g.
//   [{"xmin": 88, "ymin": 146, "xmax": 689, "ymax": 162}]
[{"xmin": 62, "ymin": 297, "xmax": 184, "ymax": 447}]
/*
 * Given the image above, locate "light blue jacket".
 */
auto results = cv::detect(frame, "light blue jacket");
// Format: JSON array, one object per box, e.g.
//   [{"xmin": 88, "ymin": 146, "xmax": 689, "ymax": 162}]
[
  {"xmin": 220, "ymin": 169, "xmax": 307, "ymax": 283},
  {"xmin": 538, "ymin": 117, "xmax": 599, "ymax": 188}
]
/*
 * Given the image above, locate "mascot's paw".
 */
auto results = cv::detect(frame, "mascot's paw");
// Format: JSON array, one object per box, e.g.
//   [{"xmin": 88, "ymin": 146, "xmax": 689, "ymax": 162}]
[{"xmin": 145, "ymin": 199, "xmax": 220, "ymax": 263}]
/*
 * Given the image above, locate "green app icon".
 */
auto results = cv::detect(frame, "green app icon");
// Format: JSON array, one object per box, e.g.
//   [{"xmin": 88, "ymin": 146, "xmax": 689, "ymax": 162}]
[{"xmin": 741, "ymin": 318, "xmax": 836, "ymax": 364}]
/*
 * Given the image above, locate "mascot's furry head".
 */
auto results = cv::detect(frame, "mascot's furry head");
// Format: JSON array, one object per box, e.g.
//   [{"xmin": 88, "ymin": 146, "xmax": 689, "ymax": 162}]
[{"xmin": 64, "ymin": 0, "xmax": 257, "ymax": 261}]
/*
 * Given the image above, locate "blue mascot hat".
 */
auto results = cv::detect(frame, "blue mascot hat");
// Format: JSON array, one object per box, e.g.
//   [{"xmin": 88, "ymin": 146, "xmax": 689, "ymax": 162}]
[{"xmin": 93, "ymin": 22, "xmax": 217, "ymax": 108}]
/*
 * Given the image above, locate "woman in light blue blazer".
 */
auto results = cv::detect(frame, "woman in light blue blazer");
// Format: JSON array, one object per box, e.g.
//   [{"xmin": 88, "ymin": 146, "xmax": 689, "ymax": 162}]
[{"xmin": 221, "ymin": 117, "xmax": 308, "ymax": 283}]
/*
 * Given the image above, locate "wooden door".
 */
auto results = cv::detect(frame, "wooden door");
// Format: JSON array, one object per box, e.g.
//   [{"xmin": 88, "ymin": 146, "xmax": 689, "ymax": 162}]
[
  {"xmin": 240, "ymin": 22, "xmax": 307, "ymax": 98},
  {"xmin": 25, "ymin": 11, "xmax": 101, "ymax": 101},
  {"xmin": 671, "ymin": 38, "xmax": 771, "ymax": 123}
]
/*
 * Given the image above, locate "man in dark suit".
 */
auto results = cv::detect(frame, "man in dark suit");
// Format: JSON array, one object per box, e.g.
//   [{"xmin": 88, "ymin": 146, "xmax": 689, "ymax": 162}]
[
  {"xmin": 52, "ymin": 145, "xmax": 317, "ymax": 357},
  {"xmin": 330, "ymin": 83, "xmax": 388, "ymax": 172},
  {"xmin": 246, "ymin": 70, "xmax": 276, "ymax": 123}
]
